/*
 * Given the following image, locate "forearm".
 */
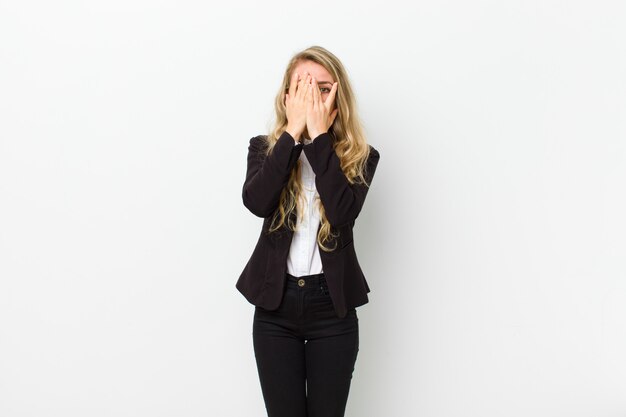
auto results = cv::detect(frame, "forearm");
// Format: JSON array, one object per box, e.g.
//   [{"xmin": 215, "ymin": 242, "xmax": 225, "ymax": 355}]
[
  {"xmin": 303, "ymin": 133, "xmax": 380, "ymax": 227},
  {"xmin": 242, "ymin": 131, "xmax": 303, "ymax": 217}
]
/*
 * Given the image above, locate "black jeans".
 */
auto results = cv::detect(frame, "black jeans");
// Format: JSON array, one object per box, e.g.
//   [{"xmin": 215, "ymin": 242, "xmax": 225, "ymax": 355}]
[{"xmin": 252, "ymin": 272, "xmax": 359, "ymax": 417}]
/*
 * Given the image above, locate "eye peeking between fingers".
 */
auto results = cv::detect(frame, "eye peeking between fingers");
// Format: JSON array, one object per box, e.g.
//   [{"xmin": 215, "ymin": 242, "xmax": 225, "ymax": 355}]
[{"xmin": 284, "ymin": 85, "xmax": 331, "ymax": 95}]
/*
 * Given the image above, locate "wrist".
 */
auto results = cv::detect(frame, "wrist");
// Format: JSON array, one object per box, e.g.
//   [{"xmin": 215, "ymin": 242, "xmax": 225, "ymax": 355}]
[
  {"xmin": 309, "ymin": 130, "xmax": 325, "ymax": 140},
  {"xmin": 285, "ymin": 127, "xmax": 302, "ymax": 143}
]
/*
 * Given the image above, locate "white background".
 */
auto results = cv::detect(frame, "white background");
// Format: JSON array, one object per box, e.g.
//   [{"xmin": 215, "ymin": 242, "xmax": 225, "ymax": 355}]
[{"xmin": 1, "ymin": 1, "xmax": 625, "ymax": 416}]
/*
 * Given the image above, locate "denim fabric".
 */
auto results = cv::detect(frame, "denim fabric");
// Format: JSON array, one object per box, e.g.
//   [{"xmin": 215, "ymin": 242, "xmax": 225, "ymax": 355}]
[{"xmin": 253, "ymin": 272, "xmax": 359, "ymax": 417}]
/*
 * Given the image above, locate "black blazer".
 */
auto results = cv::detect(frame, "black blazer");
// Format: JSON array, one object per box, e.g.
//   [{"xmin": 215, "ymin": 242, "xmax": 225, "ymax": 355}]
[{"xmin": 236, "ymin": 130, "xmax": 380, "ymax": 318}]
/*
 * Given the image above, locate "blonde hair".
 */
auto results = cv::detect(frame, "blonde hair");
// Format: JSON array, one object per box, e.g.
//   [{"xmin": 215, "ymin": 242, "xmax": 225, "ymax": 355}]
[{"xmin": 263, "ymin": 45, "xmax": 372, "ymax": 252}]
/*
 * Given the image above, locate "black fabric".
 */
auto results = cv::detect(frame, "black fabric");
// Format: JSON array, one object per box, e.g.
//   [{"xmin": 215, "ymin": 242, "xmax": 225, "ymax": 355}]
[
  {"xmin": 253, "ymin": 272, "xmax": 359, "ymax": 417},
  {"xmin": 237, "ymin": 130, "xmax": 380, "ymax": 318}
]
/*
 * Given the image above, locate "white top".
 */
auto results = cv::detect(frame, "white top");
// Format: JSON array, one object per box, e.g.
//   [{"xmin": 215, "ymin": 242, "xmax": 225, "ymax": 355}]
[{"xmin": 286, "ymin": 137, "xmax": 323, "ymax": 277}]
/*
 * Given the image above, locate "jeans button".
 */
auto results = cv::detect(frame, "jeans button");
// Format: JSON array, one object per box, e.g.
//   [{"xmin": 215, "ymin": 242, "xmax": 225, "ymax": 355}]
[{"xmin": 298, "ymin": 278, "xmax": 305, "ymax": 287}]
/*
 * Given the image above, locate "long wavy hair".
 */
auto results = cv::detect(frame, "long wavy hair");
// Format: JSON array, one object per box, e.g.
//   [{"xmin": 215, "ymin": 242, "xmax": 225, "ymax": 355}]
[{"xmin": 263, "ymin": 45, "xmax": 372, "ymax": 252}]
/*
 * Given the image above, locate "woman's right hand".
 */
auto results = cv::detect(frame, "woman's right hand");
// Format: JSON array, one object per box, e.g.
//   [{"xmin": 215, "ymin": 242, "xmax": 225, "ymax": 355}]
[{"xmin": 285, "ymin": 71, "xmax": 312, "ymax": 142}]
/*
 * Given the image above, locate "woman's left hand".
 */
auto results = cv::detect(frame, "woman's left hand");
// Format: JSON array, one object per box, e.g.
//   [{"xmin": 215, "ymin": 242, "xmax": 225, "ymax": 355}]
[{"xmin": 306, "ymin": 77, "xmax": 339, "ymax": 141}]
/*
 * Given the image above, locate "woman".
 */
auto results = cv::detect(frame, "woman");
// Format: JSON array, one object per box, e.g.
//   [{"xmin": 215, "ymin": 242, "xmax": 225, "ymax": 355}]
[{"xmin": 236, "ymin": 45, "xmax": 381, "ymax": 417}]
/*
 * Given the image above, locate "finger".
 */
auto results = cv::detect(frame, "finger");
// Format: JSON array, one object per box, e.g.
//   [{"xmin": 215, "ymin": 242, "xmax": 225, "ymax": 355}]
[
  {"xmin": 325, "ymin": 81, "xmax": 339, "ymax": 108},
  {"xmin": 316, "ymin": 78, "xmax": 324, "ymax": 109},
  {"xmin": 297, "ymin": 72, "xmax": 310, "ymax": 99},
  {"xmin": 312, "ymin": 77, "xmax": 321, "ymax": 110},
  {"xmin": 305, "ymin": 81, "xmax": 314, "ymax": 108},
  {"xmin": 330, "ymin": 108, "xmax": 338, "ymax": 124},
  {"xmin": 293, "ymin": 74, "xmax": 306, "ymax": 98},
  {"xmin": 305, "ymin": 79, "xmax": 313, "ymax": 102},
  {"xmin": 288, "ymin": 71, "xmax": 299, "ymax": 97}
]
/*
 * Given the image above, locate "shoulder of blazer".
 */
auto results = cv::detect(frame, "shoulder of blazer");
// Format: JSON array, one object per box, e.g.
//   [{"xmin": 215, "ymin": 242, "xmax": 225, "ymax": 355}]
[
  {"xmin": 249, "ymin": 134, "xmax": 269, "ymax": 153},
  {"xmin": 364, "ymin": 144, "xmax": 381, "ymax": 184},
  {"xmin": 367, "ymin": 144, "xmax": 380, "ymax": 162}
]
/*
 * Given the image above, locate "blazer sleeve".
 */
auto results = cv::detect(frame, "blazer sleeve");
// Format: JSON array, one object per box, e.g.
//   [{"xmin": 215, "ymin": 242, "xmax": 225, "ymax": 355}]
[
  {"xmin": 303, "ymin": 132, "xmax": 380, "ymax": 228},
  {"xmin": 242, "ymin": 131, "xmax": 304, "ymax": 217}
]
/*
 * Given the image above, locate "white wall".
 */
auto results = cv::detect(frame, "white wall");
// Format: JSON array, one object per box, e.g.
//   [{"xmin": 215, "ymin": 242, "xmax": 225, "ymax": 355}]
[{"xmin": 1, "ymin": 1, "xmax": 625, "ymax": 416}]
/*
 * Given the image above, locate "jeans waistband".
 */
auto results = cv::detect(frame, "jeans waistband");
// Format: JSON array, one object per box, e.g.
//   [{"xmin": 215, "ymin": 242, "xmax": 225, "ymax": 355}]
[{"xmin": 286, "ymin": 272, "xmax": 326, "ymax": 289}]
